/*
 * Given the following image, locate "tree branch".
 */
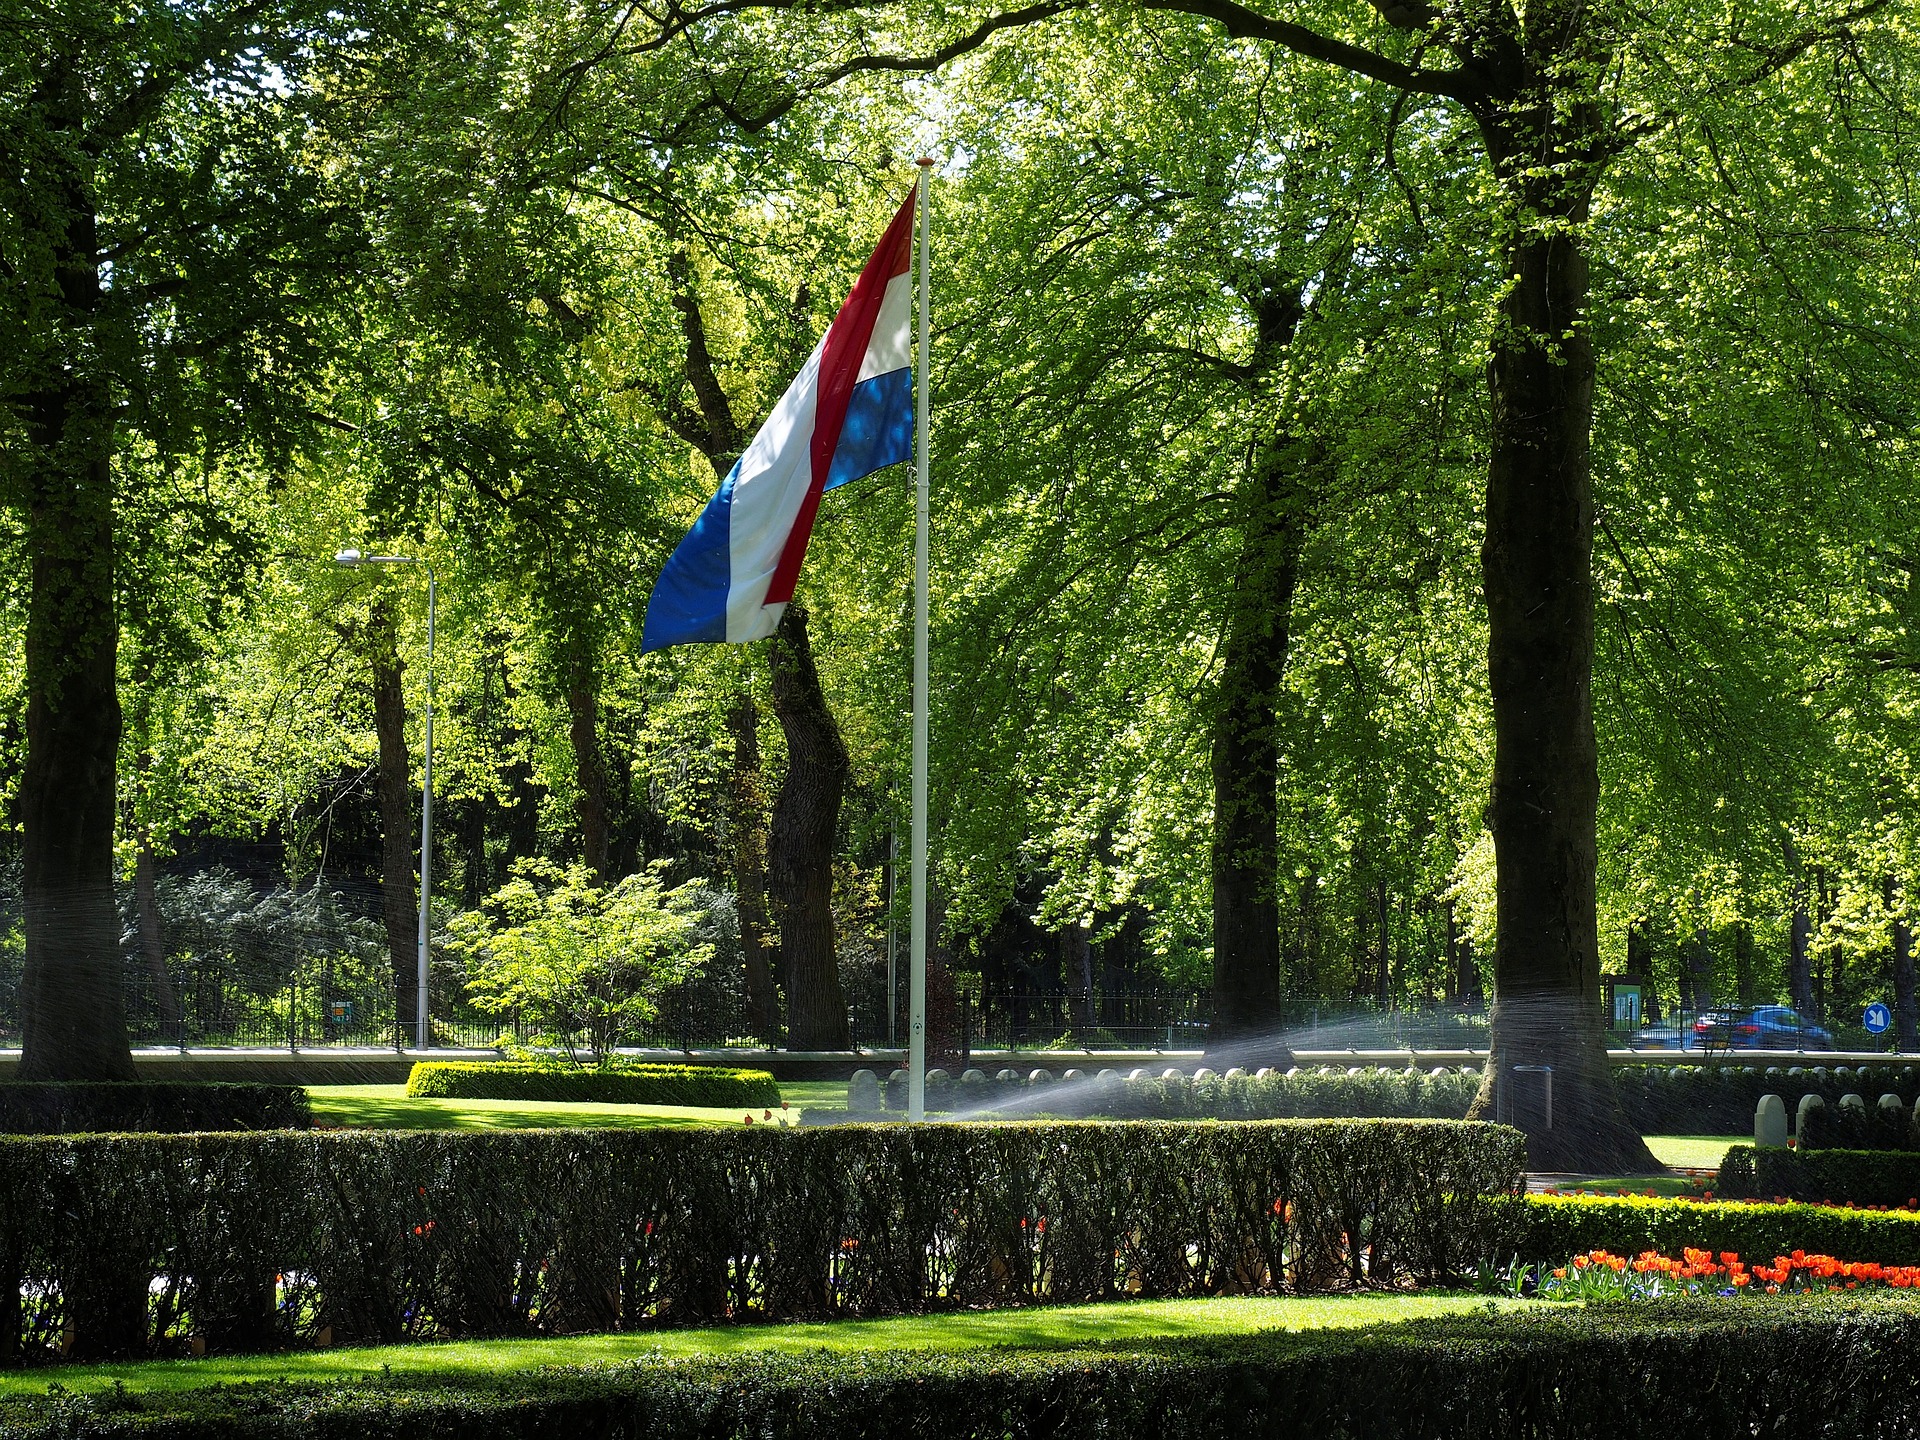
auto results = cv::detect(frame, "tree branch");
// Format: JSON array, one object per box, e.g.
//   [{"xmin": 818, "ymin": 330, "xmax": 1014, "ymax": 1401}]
[{"xmin": 1135, "ymin": 0, "xmax": 1482, "ymax": 100}]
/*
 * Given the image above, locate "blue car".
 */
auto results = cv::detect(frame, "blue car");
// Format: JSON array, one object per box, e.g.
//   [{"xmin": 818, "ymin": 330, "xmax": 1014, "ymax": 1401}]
[{"xmin": 1692, "ymin": 1005, "xmax": 1834, "ymax": 1052}]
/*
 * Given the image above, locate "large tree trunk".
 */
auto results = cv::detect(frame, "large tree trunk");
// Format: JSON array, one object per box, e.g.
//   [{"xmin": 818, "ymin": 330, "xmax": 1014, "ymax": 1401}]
[
  {"xmin": 16, "ymin": 148, "xmax": 135, "ymax": 1081},
  {"xmin": 134, "ymin": 836, "xmax": 183, "ymax": 1041},
  {"xmin": 1465, "ymin": 107, "xmax": 1653, "ymax": 1171},
  {"xmin": 1890, "ymin": 876, "xmax": 1916, "ymax": 1051},
  {"xmin": 565, "ymin": 650, "xmax": 610, "ymax": 881},
  {"xmin": 1787, "ymin": 841, "xmax": 1816, "ymax": 1018},
  {"xmin": 728, "ymin": 689, "xmax": 781, "ymax": 1044},
  {"xmin": 1207, "ymin": 450, "xmax": 1302, "ymax": 1066},
  {"xmin": 767, "ymin": 606, "xmax": 850, "ymax": 1050},
  {"xmin": 370, "ymin": 601, "xmax": 419, "ymax": 1045}
]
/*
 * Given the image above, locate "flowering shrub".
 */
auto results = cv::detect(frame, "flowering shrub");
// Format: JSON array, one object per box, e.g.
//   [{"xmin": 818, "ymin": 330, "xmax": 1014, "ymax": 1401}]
[
  {"xmin": 1495, "ymin": 1246, "xmax": 1920, "ymax": 1301},
  {"xmin": 1518, "ymin": 1192, "xmax": 1920, "ymax": 1268}
]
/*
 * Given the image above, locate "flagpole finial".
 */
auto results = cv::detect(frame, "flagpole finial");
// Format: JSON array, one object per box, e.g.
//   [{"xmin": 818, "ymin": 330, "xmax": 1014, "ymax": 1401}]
[{"xmin": 916, "ymin": 156, "xmax": 935, "ymax": 167}]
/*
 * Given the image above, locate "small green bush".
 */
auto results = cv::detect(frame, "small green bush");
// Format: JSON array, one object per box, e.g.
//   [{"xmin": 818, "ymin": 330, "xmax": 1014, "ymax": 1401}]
[
  {"xmin": 0, "ymin": 1120, "xmax": 1521, "ymax": 1361},
  {"xmin": 1717, "ymin": 1145, "xmax": 1920, "ymax": 1207},
  {"xmin": 405, "ymin": 1060, "xmax": 780, "ymax": 1108},
  {"xmin": 1516, "ymin": 1192, "xmax": 1920, "ymax": 1265},
  {"xmin": 6, "ymin": 1298, "xmax": 1917, "ymax": 1440},
  {"xmin": 0, "ymin": 1083, "xmax": 309, "ymax": 1135}
]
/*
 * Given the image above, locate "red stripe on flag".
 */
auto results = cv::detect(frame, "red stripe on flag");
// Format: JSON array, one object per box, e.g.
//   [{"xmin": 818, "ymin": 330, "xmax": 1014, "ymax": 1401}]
[{"xmin": 764, "ymin": 191, "xmax": 917, "ymax": 606}]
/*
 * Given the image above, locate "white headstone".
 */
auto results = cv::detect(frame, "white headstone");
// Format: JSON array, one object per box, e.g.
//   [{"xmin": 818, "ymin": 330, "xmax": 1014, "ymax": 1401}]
[
  {"xmin": 961, "ymin": 1068, "xmax": 988, "ymax": 1085},
  {"xmin": 1028, "ymin": 1068, "xmax": 1054, "ymax": 1085},
  {"xmin": 1796, "ymin": 1092, "xmax": 1825, "ymax": 1141},
  {"xmin": 996, "ymin": 1068, "xmax": 1020, "ymax": 1083},
  {"xmin": 848, "ymin": 1068, "xmax": 881, "ymax": 1112},
  {"xmin": 1224, "ymin": 1068, "xmax": 1247, "ymax": 1081},
  {"xmin": 1062, "ymin": 1068, "xmax": 1087, "ymax": 1083},
  {"xmin": 1754, "ymin": 1093, "xmax": 1788, "ymax": 1148},
  {"xmin": 1161, "ymin": 1067, "xmax": 1187, "ymax": 1081},
  {"xmin": 1193, "ymin": 1068, "xmax": 1218, "ymax": 1083}
]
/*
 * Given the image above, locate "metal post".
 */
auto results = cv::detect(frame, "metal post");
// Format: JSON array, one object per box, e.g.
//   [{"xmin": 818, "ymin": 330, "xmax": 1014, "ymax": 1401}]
[
  {"xmin": 887, "ymin": 822, "xmax": 898, "ymax": 1047},
  {"xmin": 908, "ymin": 158, "xmax": 933, "ymax": 1124},
  {"xmin": 416, "ymin": 566, "xmax": 434, "ymax": 1050}
]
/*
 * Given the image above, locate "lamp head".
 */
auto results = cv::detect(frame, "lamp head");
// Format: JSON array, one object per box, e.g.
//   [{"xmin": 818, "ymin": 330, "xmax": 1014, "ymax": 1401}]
[{"xmin": 335, "ymin": 548, "xmax": 363, "ymax": 567}]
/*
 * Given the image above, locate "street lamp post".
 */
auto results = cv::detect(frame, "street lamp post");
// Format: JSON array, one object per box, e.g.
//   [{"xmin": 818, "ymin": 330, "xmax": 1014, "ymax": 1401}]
[{"xmin": 336, "ymin": 548, "xmax": 436, "ymax": 1050}]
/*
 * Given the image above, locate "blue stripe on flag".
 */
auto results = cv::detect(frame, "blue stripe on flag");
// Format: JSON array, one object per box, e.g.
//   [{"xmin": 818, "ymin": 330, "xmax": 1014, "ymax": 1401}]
[
  {"xmin": 641, "ymin": 463, "xmax": 736, "ymax": 652},
  {"xmin": 825, "ymin": 367, "xmax": 914, "ymax": 491}
]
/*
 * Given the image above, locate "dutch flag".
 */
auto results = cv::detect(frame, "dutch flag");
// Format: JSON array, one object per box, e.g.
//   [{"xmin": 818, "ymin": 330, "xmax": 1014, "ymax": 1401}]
[{"xmin": 642, "ymin": 193, "xmax": 918, "ymax": 652}]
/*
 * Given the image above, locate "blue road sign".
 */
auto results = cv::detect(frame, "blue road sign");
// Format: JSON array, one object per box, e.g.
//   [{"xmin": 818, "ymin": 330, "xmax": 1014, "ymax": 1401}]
[{"xmin": 1864, "ymin": 1002, "xmax": 1893, "ymax": 1035}]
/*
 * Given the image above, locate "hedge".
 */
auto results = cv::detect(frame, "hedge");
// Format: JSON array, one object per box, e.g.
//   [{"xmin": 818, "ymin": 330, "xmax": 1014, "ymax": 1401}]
[
  {"xmin": 405, "ymin": 1061, "xmax": 780, "ymax": 1108},
  {"xmin": 1718, "ymin": 1145, "xmax": 1920, "ymax": 1207},
  {"xmin": 7, "ymin": 1299, "xmax": 1918, "ymax": 1440},
  {"xmin": 0, "ymin": 1083, "xmax": 309, "ymax": 1135},
  {"xmin": 928, "ymin": 1062, "xmax": 1920, "ymax": 1133},
  {"xmin": 1613, "ymin": 1062, "xmax": 1920, "ymax": 1134},
  {"xmin": 1516, "ymin": 1192, "xmax": 1920, "ymax": 1266},
  {"xmin": 0, "ymin": 1120, "xmax": 1520, "ymax": 1362}
]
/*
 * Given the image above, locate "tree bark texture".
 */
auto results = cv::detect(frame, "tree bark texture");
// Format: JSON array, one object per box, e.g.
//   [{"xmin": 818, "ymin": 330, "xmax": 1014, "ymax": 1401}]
[
  {"xmin": 1890, "ymin": 877, "xmax": 1916, "ymax": 1050},
  {"xmin": 1465, "ymin": 89, "xmax": 1654, "ymax": 1171},
  {"xmin": 566, "ymin": 650, "xmax": 610, "ymax": 881},
  {"xmin": 1788, "ymin": 844, "xmax": 1817, "ymax": 1020},
  {"xmin": 134, "ymin": 837, "xmax": 183, "ymax": 1040},
  {"xmin": 370, "ymin": 601, "xmax": 419, "ymax": 1041},
  {"xmin": 1206, "ymin": 302, "xmax": 1306, "ymax": 1063},
  {"xmin": 728, "ymin": 689, "xmax": 781, "ymax": 1044},
  {"xmin": 768, "ymin": 606, "xmax": 850, "ymax": 1049},
  {"xmin": 1205, "ymin": 501, "xmax": 1294, "ymax": 1053},
  {"xmin": 16, "ymin": 111, "xmax": 135, "ymax": 1081}
]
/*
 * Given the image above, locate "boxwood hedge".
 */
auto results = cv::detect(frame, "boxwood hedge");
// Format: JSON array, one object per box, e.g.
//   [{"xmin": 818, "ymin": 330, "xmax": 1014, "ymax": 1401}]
[
  {"xmin": 1718, "ymin": 1145, "xmax": 1920, "ymax": 1207},
  {"xmin": 6, "ymin": 1298, "xmax": 1916, "ymax": 1440},
  {"xmin": 0, "ymin": 1083, "xmax": 309, "ymax": 1135},
  {"xmin": 1517, "ymin": 1192, "xmax": 1920, "ymax": 1265},
  {"xmin": 0, "ymin": 1120, "xmax": 1520, "ymax": 1362},
  {"xmin": 404, "ymin": 1061, "xmax": 780, "ymax": 1108},
  {"xmin": 1613, "ymin": 1061, "xmax": 1920, "ymax": 1134}
]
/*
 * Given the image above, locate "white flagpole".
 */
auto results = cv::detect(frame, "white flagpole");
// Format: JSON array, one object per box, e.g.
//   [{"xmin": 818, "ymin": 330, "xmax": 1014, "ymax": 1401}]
[{"xmin": 909, "ymin": 158, "xmax": 932, "ymax": 1124}]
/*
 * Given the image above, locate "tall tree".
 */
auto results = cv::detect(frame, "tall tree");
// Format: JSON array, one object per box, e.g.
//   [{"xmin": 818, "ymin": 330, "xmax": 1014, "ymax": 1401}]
[{"xmin": 0, "ymin": 0, "xmax": 369, "ymax": 1077}]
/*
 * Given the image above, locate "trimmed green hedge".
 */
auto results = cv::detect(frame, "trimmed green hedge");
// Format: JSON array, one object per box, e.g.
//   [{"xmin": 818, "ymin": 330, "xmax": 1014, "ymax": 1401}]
[
  {"xmin": 0, "ymin": 1083, "xmax": 309, "ymax": 1135},
  {"xmin": 1517, "ymin": 1192, "xmax": 1920, "ymax": 1265},
  {"xmin": 0, "ymin": 1120, "xmax": 1521, "ymax": 1362},
  {"xmin": 7, "ymin": 1299, "xmax": 1918, "ymax": 1440},
  {"xmin": 405, "ymin": 1061, "xmax": 780, "ymax": 1108},
  {"xmin": 1718, "ymin": 1145, "xmax": 1920, "ymax": 1207}
]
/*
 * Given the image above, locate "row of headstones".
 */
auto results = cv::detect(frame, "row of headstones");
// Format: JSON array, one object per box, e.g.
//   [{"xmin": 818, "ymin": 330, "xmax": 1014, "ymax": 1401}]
[
  {"xmin": 845, "ymin": 1062, "xmax": 1485, "ymax": 1113},
  {"xmin": 1753, "ymin": 1090, "xmax": 1907, "ymax": 1148},
  {"xmin": 1654, "ymin": 1065, "xmax": 1916, "ymax": 1081}
]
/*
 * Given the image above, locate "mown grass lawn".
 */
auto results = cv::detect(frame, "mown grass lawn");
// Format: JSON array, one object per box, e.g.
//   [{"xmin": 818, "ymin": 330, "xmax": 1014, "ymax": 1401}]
[
  {"xmin": 0, "ymin": 1293, "xmax": 1533, "ymax": 1397},
  {"xmin": 305, "ymin": 1084, "xmax": 798, "ymax": 1131}
]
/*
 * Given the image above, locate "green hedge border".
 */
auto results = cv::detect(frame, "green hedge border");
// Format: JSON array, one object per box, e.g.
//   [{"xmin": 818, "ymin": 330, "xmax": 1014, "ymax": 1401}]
[
  {"xmin": 7, "ymin": 1299, "xmax": 1916, "ymax": 1440},
  {"xmin": 0, "ymin": 1120, "xmax": 1521, "ymax": 1361},
  {"xmin": 1518, "ymin": 1192, "xmax": 1920, "ymax": 1264},
  {"xmin": 405, "ymin": 1061, "xmax": 780, "ymax": 1108},
  {"xmin": 1718, "ymin": 1145, "xmax": 1920, "ymax": 1207}
]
